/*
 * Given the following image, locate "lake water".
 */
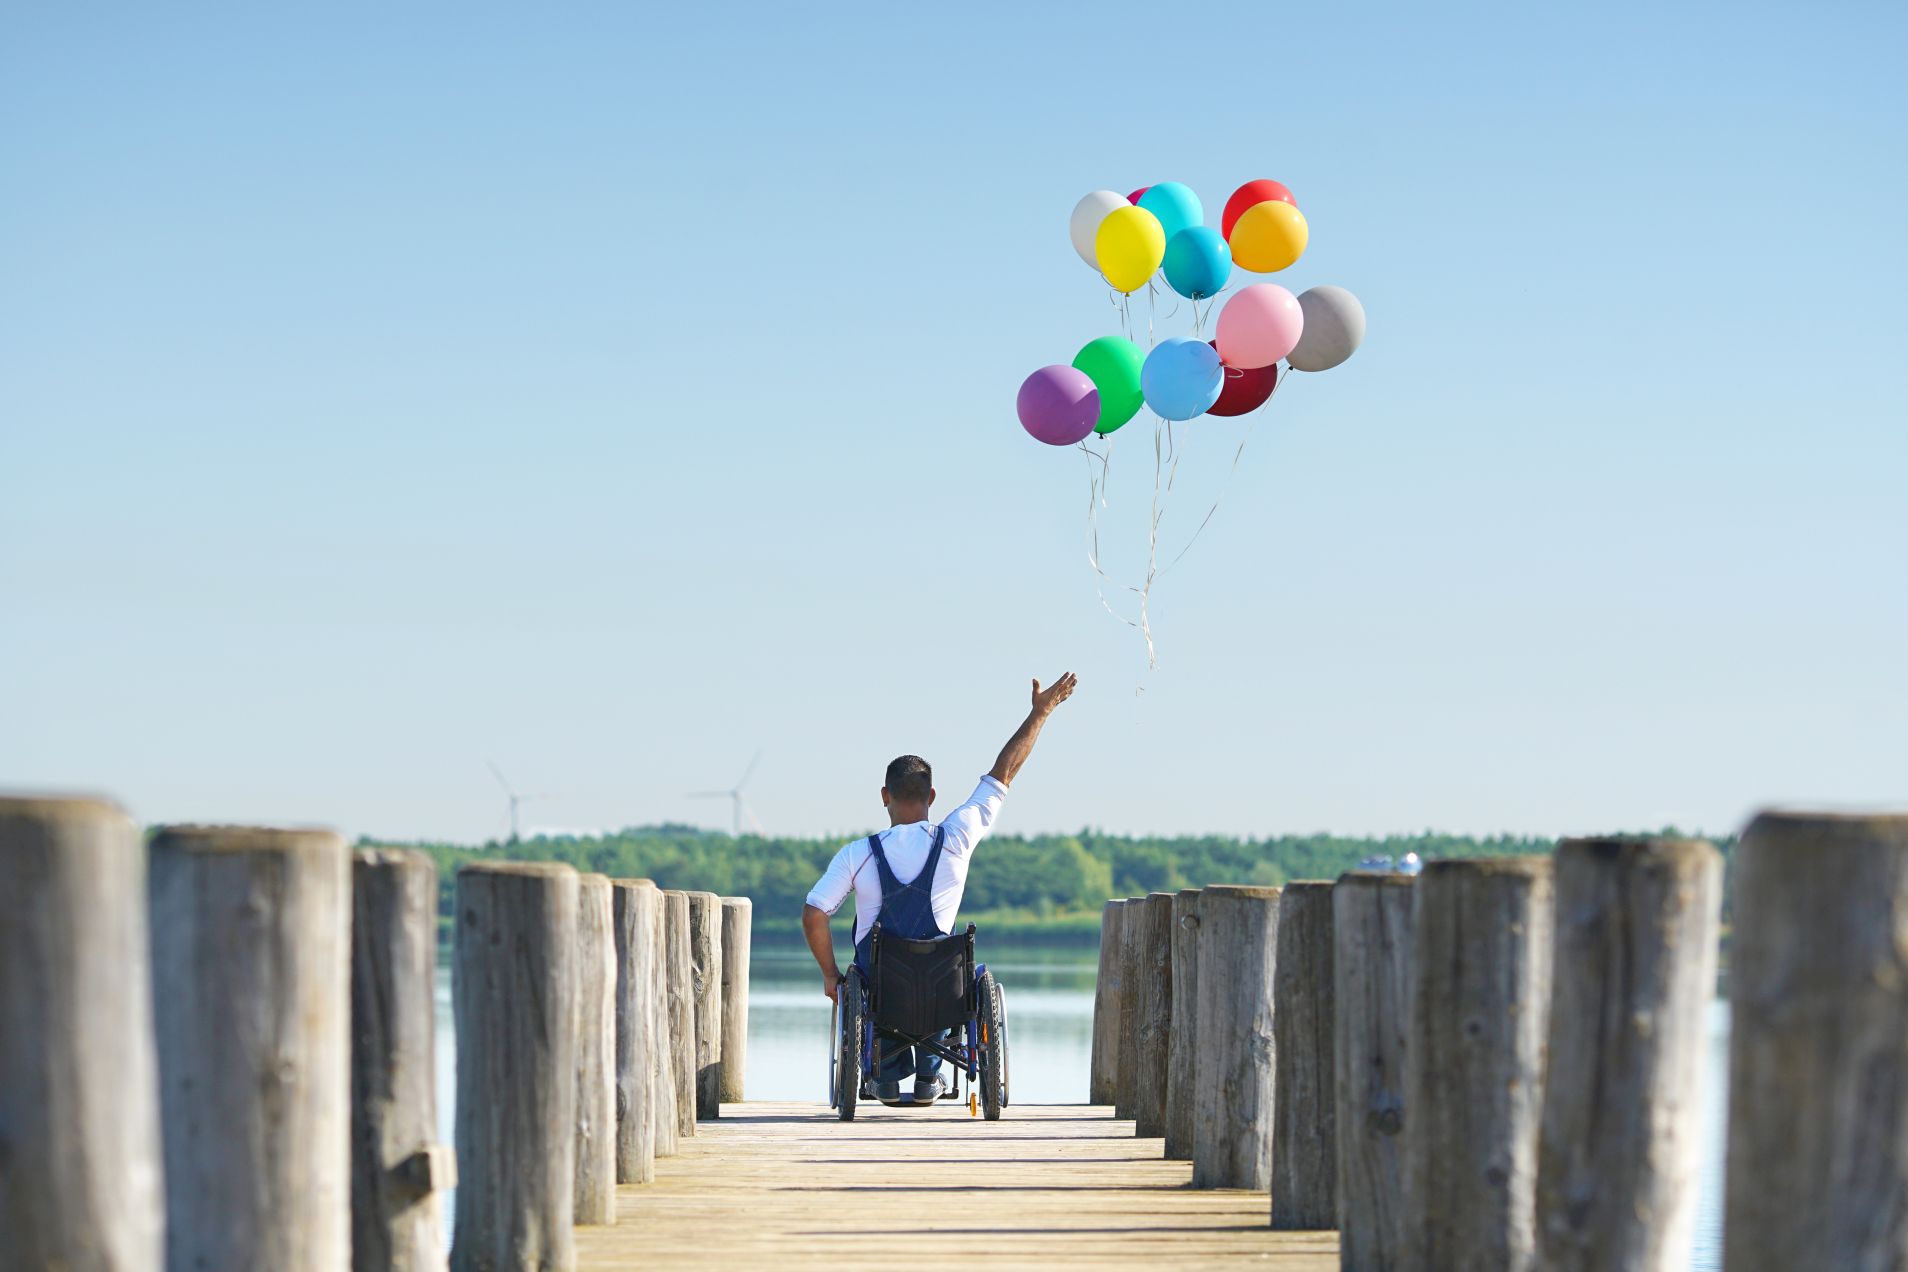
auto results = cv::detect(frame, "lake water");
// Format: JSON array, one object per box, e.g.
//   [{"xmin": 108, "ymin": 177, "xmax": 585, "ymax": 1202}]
[{"xmin": 432, "ymin": 938, "xmax": 1730, "ymax": 1268}]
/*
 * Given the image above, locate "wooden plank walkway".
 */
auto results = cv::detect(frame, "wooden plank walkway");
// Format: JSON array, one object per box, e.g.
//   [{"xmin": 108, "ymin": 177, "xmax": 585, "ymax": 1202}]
[{"xmin": 574, "ymin": 1101, "xmax": 1338, "ymax": 1269}]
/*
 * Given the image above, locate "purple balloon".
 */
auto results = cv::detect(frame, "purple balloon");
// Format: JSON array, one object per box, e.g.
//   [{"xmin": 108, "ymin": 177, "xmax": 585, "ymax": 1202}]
[{"xmin": 1017, "ymin": 365, "xmax": 1099, "ymax": 446}]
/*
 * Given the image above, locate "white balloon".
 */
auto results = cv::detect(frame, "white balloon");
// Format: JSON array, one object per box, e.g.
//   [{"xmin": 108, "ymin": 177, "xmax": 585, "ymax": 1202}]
[
  {"xmin": 1068, "ymin": 190, "xmax": 1129, "ymax": 269},
  {"xmin": 1287, "ymin": 286, "xmax": 1367, "ymax": 372}
]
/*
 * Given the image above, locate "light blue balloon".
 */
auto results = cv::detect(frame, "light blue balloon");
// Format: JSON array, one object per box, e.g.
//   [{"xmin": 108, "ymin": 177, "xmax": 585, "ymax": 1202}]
[
  {"xmin": 1137, "ymin": 182, "xmax": 1203, "ymax": 245},
  {"xmin": 1141, "ymin": 338, "xmax": 1224, "ymax": 421},
  {"xmin": 1162, "ymin": 226, "xmax": 1232, "ymax": 300}
]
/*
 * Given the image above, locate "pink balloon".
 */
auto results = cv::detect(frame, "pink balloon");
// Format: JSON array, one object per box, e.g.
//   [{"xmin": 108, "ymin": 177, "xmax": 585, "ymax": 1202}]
[{"xmin": 1215, "ymin": 284, "xmax": 1305, "ymax": 370}]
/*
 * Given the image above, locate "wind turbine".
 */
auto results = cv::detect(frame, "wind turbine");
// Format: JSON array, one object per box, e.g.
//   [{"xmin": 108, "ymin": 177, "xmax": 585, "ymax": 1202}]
[
  {"xmin": 486, "ymin": 760, "xmax": 552, "ymax": 845},
  {"xmin": 690, "ymin": 751, "xmax": 764, "ymax": 835}
]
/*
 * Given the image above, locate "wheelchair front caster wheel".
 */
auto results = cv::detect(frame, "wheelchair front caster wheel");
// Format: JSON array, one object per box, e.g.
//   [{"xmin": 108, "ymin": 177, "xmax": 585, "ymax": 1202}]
[{"xmin": 969, "ymin": 1092, "xmax": 978, "ymax": 1117}]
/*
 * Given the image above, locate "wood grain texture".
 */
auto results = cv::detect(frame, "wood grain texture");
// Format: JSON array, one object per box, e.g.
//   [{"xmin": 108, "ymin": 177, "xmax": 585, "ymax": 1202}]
[
  {"xmin": 662, "ymin": 890, "xmax": 697, "ymax": 1139},
  {"xmin": 150, "ymin": 825, "xmax": 351, "ymax": 1272},
  {"xmin": 687, "ymin": 891, "xmax": 725, "ymax": 1120},
  {"xmin": 1192, "ymin": 884, "xmax": 1281, "ymax": 1189},
  {"xmin": 1271, "ymin": 881, "xmax": 1336, "ymax": 1230},
  {"xmin": 1165, "ymin": 888, "xmax": 1202, "ymax": 1160},
  {"xmin": 650, "ymin": 887, "xmax": 680, "ymax": 1157},
  {"xmin": 1115, "ymin": 897, "xmax": 1144, "ymax": 1120},
  {"xmin": 1725, "ymin": 812, "xmax": 1908, "ymax": 1272},
  {"xmin": 1536, "ymin": 837, "xmax": 1720, "ymax": 1272},
  {"xmin": 718, "ymin": 898, "xmax": 752, "ymax": 1103},
  {"xmin": 1088, "ymin": 899, "xmax": 1128, "ymax": 1105},
  {"xmin": 1404, "ymin": 856, "xmax": 1553, "ymax": 1272},
  {"xmin": 0, "ymin": 797, "xmax": 164, "ymax": 1272},
  {"xmin": 573, "ymin": 873, "xmax": 617, "ymax": 1225},
  {"xmin": 1331, "ymin": 872, "xmax": 1416, "ymax": 1272},
  {"xmin": 1129, "ymin": 893, "xmax": 1176, "ymax": 1139},
  {"xmin": 352, "ymin": 849, "xmax": 449, "ymax": 1272},
  {"xmin": 452, "ymin": 861, "xmax": 578, "ymax": 1272},
  {"xmin": 611, "ymin": 879, "xmax": 662, "ymax": 1183},
  {"xmin": 571, "ymin": 1101, "xmax": 1338, "ymax": 1270}
]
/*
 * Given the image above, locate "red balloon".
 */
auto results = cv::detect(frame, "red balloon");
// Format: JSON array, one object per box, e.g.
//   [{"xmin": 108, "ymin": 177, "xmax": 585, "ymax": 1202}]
[
  {"xmin": 1205, "ymin": 341, "xmax": 1278, "ymax": 416},
  {"xmin": 1127, "ymin": 186, "xmax": 1150, "ymax": 205},
  {"xmin": 1221, "ymin": 180, "xmax": 1297, "ymax": 239}
]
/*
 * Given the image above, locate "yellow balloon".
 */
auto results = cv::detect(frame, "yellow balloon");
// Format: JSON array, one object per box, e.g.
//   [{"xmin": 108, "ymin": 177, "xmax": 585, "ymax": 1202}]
[
  {"xmin": 1095, "ymin": 205, "xmax": 1166, "ymax": 293},
  {"xmin": 1228, "ymin": 200, "xmax": 1309, "ymax": 273}
]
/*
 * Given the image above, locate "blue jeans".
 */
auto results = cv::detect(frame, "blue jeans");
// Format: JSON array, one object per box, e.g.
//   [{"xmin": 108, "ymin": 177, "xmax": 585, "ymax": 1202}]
[{"xmin": 877, "ymin": 1030, "xmax": 949, "ymax": 1085}]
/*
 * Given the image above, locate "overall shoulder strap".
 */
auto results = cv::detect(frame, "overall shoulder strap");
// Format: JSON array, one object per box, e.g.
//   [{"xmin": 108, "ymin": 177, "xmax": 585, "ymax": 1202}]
[{"xmin": 865, "ymin": 832, "xmax": 903, "ymax": 896}]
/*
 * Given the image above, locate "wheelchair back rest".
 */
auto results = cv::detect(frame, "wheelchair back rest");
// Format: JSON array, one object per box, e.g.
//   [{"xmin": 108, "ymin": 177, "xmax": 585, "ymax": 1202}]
[{"xmin": 870, "ymin": 926, "xmax": 974, "ymax": 1039}]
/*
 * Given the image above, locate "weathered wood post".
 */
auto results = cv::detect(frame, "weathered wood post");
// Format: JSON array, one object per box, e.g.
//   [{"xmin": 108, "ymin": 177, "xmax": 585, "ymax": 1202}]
[
  {"xmin": 452, "ymin": 862, "xmax": 578, "ymax": 1272},
  {"xmin": 719, "ymin": 897, "xmax": 753, "ymax": 1104},
  {"xmin": 0, "ymin": 797, "xmax": 164, "ymax": 1272},
  {"xmin": 1404, "ymin": 857, "xmax": 1554, "ymax": 1272},
  {"xmin": 1725, "ymin": 812, "xmax": 1908, "ymax": 1271},
  {"xmin": 611, "ymin": 878, "xmax": 663, "ymax": 1183},
  {"xmin": 1164, "ymin": 888, "xmax": 1202, "ymax": 1159},
  {"xmin": 650, "ymin": 889, "xmax": 680, "ymax": 1157},
  {"xmin": 1192, "ymin": 884, "xmax": 1281, "ymax": 1188},
  {"xmin": 1115, "ymin": 897, "xmax": 1146, "ymax": 1121},
  {"xmin": 352, "ymin": 849, "xmax": 454, "ymax": 1272},
  {"xmin": 150, "ymin": 826, "xmax": 351, "ymax": 1271},
  {"xmin": 1535, "ymin": 837, "xmax": 1720, "ymax": 1271},
  {"xmin": 687, "ymin": 891, "xmax": 725, "ymax": 1119},
  {"xmin": 1088, "ymin": 898, "xmax": 1128, "ymax": 1105},
  {"xmin": 1272, "ymin": 880, "xmax": 1336, "ymax": 1230},
  {"xmin": 1129, "ymin": 893, "xmax": 1176, "ymax": 1139},
  {"xmin": 573, "ymin": 873, "xmax": 616, "ymax": 1224},
  {"xmin": 662, "ymin": 889, "xmax": 697, "ymax": 1138},
  {"xmin": 1333, "ymin": 871, "xmax": 1417, "ymax": 1271}
]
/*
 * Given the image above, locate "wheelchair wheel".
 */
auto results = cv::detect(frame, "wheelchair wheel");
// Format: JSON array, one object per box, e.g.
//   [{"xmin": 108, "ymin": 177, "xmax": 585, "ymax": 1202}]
[
  {"xmin": 997, "ymin": 983, "xmax": 1012, "ymax": 1108},
  {"xmin": 837, "ymin": 971, "xmax": 863, "ymax": 1122},
  {"xmin": 979, "ymin": 971, "xmax": 1006, "ymax": 1121}
]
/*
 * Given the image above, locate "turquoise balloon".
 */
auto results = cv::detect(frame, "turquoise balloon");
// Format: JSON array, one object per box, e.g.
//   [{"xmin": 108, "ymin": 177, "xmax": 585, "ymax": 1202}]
[
  {"xmin": 1137, "ymin": 182, "xmax": 1203, "ymax": 245},
  {"xmin": 1162, "ymin": 227, "xmax": 1231, "ymax": 300},
  {"xmin": 1141, "ymin": 338, "xmax": 1224, "ymax": 421}
]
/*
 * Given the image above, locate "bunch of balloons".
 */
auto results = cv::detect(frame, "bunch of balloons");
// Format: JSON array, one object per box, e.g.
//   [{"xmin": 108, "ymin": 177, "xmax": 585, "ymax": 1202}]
[{"xmin": 1017, "ymin": 178, "xmax": 1366, "ymax": 445}]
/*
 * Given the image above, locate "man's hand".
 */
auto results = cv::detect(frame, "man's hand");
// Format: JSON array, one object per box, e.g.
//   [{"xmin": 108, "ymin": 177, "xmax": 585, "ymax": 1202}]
[
  {"xmin": 822, "ymin": 966, "xmax": 842, "ymax": 1003},
  {"xmin": 1032, "ymin": 672, "xmax": 1078, "ymax": 716}
]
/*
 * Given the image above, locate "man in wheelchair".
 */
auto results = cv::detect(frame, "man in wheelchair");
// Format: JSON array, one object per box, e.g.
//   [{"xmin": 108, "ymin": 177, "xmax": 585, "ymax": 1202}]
[{"xmin": 801, "ymin": 673, "xmax": 1078, "ymax": 1115}]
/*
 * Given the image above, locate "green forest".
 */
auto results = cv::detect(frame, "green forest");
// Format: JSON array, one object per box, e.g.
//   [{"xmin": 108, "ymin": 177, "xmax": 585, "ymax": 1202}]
[{"xmin": 364, "ymin": 824, "xmax": 1737, "ymax": 940}]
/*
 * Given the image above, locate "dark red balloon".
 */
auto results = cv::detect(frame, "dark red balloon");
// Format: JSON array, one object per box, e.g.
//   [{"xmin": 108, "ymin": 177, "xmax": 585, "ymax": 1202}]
[
  {"xmin": 1127, "ymin": 186, "xmax": 1150, "ymax": 205},
  {"xmin": 1205, "ymin": 341, "xmax": 1278, "ymax": 416},
  {"xmin": 1221, "ymin": 179, "xmax": 1297, "ymax": 239}
]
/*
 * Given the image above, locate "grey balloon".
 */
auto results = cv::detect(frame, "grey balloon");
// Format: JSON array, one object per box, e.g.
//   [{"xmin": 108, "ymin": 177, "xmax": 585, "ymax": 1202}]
[{"xmin": 1286, "ymin": 285, "xmax": 1366, "ymax": 372}]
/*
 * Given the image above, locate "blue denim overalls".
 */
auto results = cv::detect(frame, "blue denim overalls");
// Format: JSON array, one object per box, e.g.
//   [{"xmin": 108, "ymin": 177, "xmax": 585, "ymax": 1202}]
[{"xmin": 853, "ymin": 826, "xmax": 950, "ymax": 1086}]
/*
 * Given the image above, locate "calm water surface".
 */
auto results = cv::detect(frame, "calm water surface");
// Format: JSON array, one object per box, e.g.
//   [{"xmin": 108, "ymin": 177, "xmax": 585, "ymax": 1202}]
[{"xmin": 433, "ymin": 938, "xmax": 1729, "ymax": 1269}]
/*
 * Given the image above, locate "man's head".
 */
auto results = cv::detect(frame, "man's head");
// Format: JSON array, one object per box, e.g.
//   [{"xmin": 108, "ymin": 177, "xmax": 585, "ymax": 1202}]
[{"xmin": 881, "ymin": 754, "xmax": 935, "ymax": 823}]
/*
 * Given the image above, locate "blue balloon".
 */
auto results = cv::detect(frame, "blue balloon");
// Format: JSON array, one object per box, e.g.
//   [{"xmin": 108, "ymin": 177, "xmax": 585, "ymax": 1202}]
[
  {"xmin": 1137, "ymin": 182, "xmax": 1203, "ymax": 245},
  {"xmin": 1162, "ymin": 226, "xmax": 1232, "ymax": 300},
  {"xmin": 1141, "ymin": 338, "xmax": 1224, "ymax": 421}
]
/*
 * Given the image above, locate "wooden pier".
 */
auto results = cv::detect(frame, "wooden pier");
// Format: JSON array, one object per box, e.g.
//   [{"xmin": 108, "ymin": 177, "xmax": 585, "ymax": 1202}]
[{"xmin": 573, "ymin": 1101, "xmax": 1335, "ymax": 1270}]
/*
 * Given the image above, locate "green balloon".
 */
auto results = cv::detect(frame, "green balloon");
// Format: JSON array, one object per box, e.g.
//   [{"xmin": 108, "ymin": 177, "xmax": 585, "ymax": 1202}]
[{"xmin": 1071, "ymin": 335, "xmax": 1145, "ymax": 435}]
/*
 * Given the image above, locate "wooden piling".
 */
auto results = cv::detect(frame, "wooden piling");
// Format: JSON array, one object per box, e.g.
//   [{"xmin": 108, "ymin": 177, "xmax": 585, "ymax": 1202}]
[
  {"xmin": 650, "ymin": 888, "xmax": 680, "ymax": 1156},
  {"xmin": 1535, "ymin": 837, "xmax": 1720, "ymax": 1271},
  {"xmin": 687, "ymin": 891, "xmax": 725, "ymax": 1119},
  {"xmin": 1129, "ymin": 893, "xmax": 1176, "ymax": 1139},
  {"xmin": 662, "ymin": 889, "xmax": 697, "ymax": 1138},
  {"xmin": 352, "ymin": 849, "xmax": 453, "ymax": 1272},
  {"xmin": 719, "ymin": 897, "xmax": 753, "ymax": 1104},
  {"xmin": 452, "ymin": 862, "xmax": 578, "ymax": 1272},
  {"xmin": 1332, "ymin": 872, "xmax": 1417, "ymax": 1271},
  {"xmin": 1164, "ymin": 888, "xmax": 1202, "ymax": 1160},
  {"xmin": 151, "ymin": 826, "xmax": 351, "ymax": 1272},
  {"xmin": 1088, "ymin": 898, "xmax": 1128, "ymax": 1105},
  {"xmin": 1115, "ymin": 897, "xmax": 1146, "ymax": 1121},
  {"xmin": 0, "ymin": 797, "xmax": 164, "ymax": 1272},
  {"xmin": 1725, "ymin": 812, "xmax": 1908, "ymax": 1271},
  {"xmin": 573, "ymin": 873, "xmax": 617, "ymax": 1225},
  {"xmin": 1191, "ymin": 884, "xmax": 1281, "ymax": 1189},
  {"xmin": 1404, "ymin": 856, "xmax": 1553, "ymax": 1272},
  {"xmin": 611, "ymin": 878, "xmax": 663, "ymax": 1182},
  {"xmin": 1272, "ymin": 880, "xmax": 1336, "ymax": 1230}
]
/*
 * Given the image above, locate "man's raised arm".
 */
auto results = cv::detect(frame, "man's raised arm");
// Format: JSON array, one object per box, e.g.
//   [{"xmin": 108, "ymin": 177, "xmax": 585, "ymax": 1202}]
[{"xmin": 989, "ymin": 672, "xmax": 1078, "ymax": 788}]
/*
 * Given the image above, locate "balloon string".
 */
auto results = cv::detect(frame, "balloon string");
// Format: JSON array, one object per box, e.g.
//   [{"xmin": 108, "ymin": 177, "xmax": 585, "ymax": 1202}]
[
  {"xmin": 1159, "ymin": 364, "xmax": 1290, "ymax": 577},
  {"xmin": 1079, "ymin": 433, "xmax": 1156, "ymax": 670}
]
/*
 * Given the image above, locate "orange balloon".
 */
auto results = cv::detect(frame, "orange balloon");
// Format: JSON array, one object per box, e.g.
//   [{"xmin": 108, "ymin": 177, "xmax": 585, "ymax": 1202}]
[{"xmin": 1228, "ymin": 200, "xmax": 1309, "ymax": 273}]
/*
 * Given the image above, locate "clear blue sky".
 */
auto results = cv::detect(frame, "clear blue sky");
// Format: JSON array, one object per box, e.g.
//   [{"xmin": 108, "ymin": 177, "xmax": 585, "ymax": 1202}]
[{"xmin": 4, "ymin": 1, "xmax": 1904, "ymax": 844}]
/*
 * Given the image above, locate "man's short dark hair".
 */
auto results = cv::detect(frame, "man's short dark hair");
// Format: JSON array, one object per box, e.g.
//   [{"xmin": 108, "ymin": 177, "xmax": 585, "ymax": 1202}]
[{"xmin": 884, "ymin": 754, "xmax": 932, "ymax": 803}]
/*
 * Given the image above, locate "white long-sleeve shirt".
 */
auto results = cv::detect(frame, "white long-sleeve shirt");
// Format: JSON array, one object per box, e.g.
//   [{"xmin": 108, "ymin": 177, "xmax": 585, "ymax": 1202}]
[{"xmin": 804, "ymin": 775, "xmax": 1008, "ymax": 942}]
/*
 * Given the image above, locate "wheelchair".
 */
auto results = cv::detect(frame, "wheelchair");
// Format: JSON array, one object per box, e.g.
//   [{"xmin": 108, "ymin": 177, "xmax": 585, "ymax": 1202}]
[{"xmin": 828, "ymin": 923, "xmax": 1011, "ymax": 1120}]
